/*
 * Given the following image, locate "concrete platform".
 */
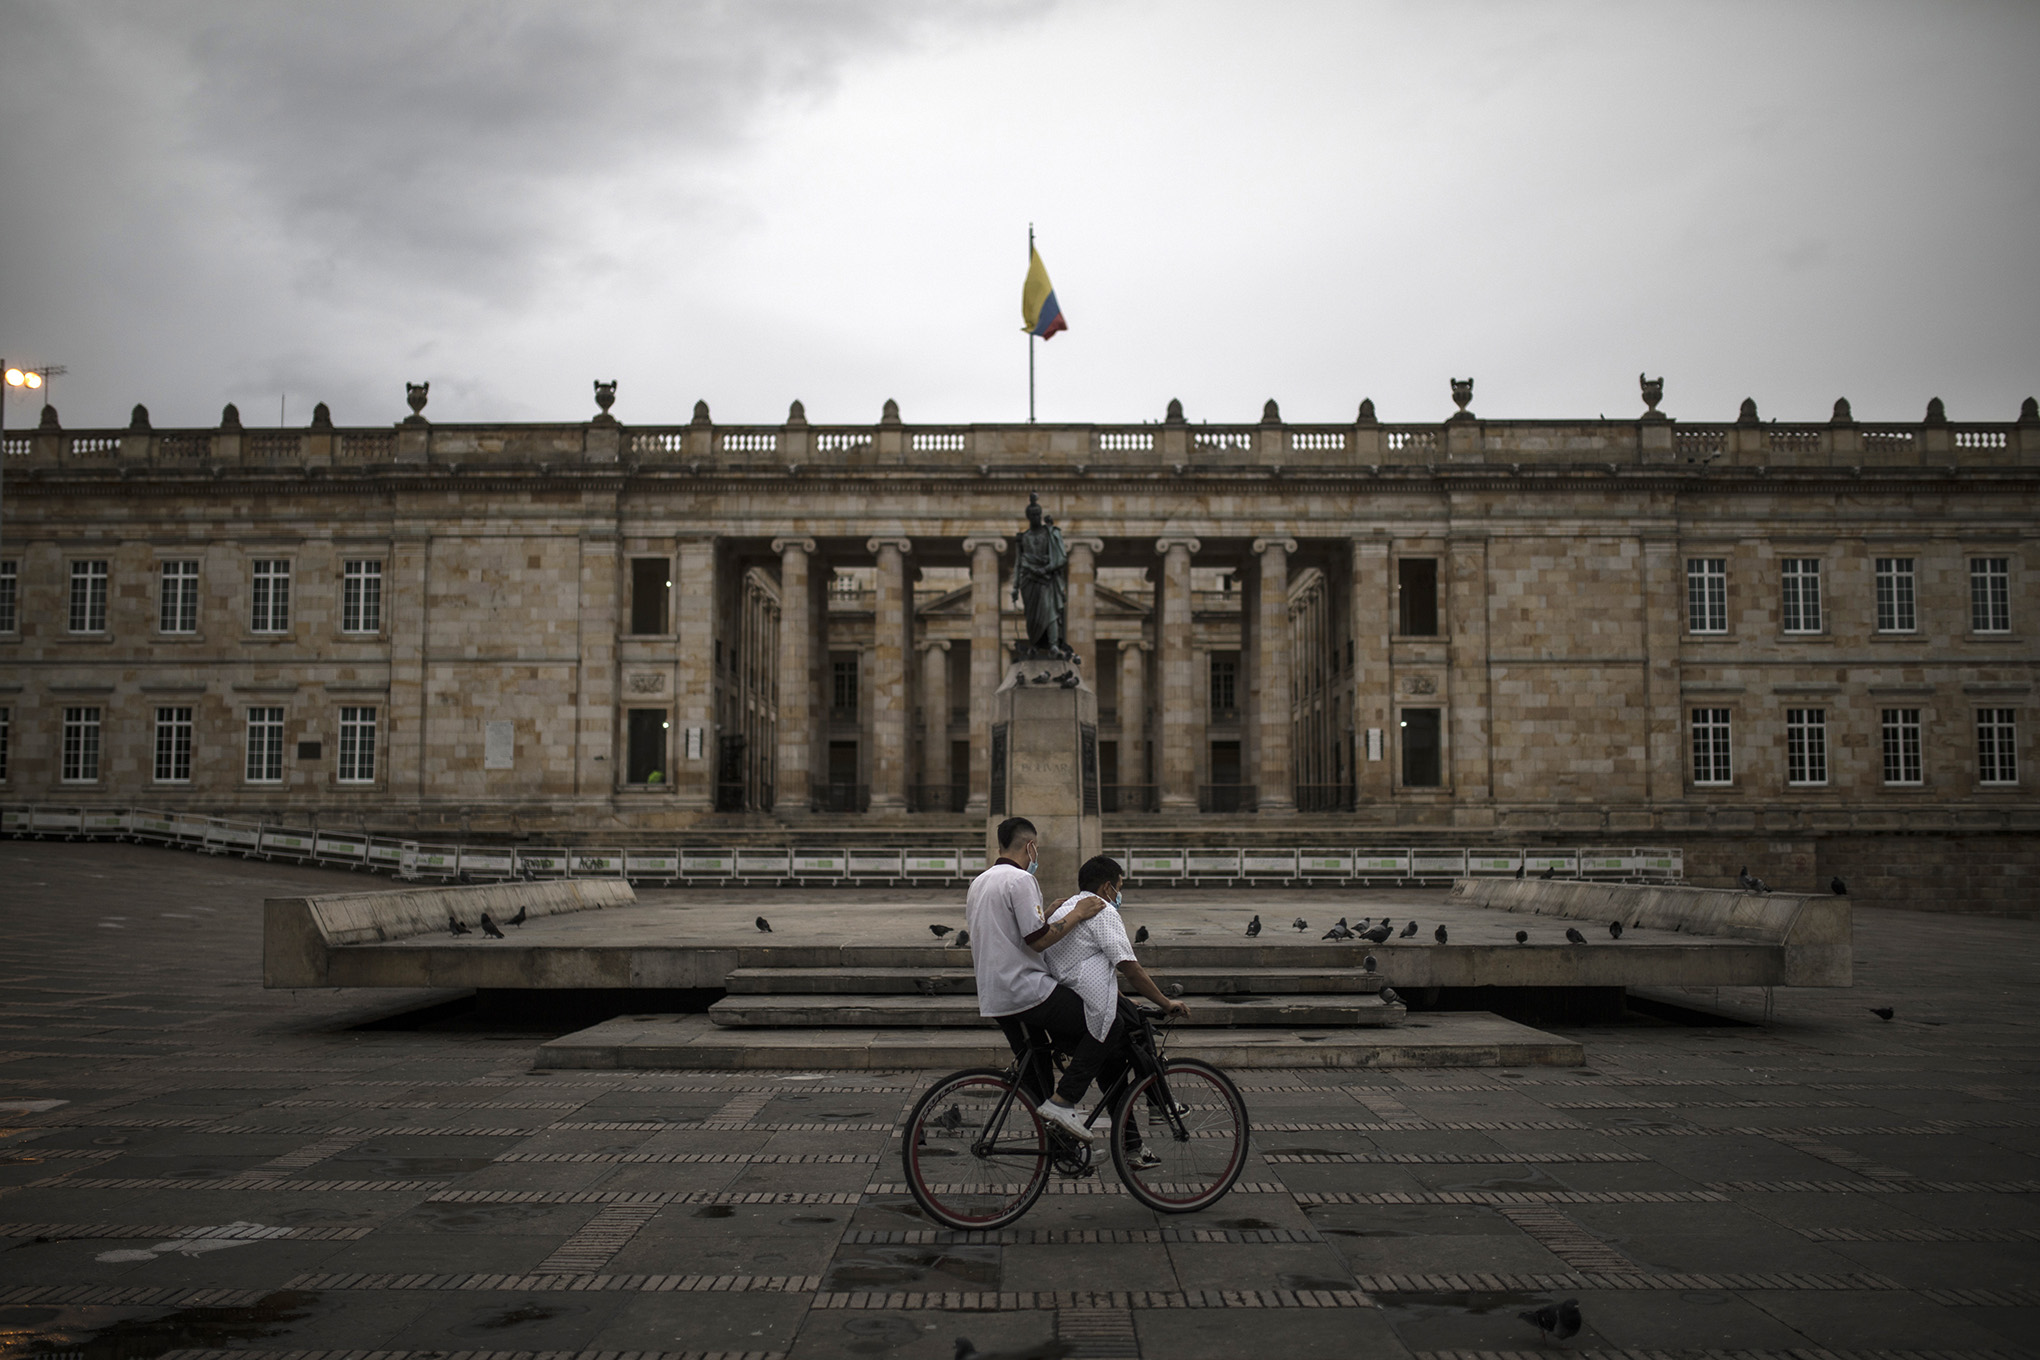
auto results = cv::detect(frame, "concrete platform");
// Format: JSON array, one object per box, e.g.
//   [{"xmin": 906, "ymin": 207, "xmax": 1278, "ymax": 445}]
[
  {"xmin": 264, "ymin": 881, "xmax": 1850, "ymax": 992},
  {"xmin": 535, "ymin": 1008, "xmax": 1583, "ymax": 1070},
  {"xmin": 720, "ymin": 964, "xmax": 1384, "ymax": 995}
]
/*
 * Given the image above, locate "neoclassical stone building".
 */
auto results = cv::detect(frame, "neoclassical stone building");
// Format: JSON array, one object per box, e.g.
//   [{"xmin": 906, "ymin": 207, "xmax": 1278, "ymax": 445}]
[{"xmin": 2, "ymin": 384, "xmax": 2034, "ymax": 902}]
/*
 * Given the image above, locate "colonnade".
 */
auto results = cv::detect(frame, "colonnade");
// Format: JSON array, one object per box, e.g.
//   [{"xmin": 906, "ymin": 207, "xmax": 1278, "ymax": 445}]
[{"xmin": 765, "ymin": 534, "xmax": 1306, "ymax": 817}]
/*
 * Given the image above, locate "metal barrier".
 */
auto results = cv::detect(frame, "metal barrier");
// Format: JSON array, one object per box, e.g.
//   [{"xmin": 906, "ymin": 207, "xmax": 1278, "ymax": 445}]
[{"xmin": 1, "ymin": 804, "xmax": 1684, "ymax": 888}]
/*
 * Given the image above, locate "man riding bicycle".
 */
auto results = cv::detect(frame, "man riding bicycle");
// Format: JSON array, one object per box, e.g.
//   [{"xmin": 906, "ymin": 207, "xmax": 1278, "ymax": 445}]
[{"xmin": 964, "ymin": 818, "xmax": 1187, "ymax": 1146}]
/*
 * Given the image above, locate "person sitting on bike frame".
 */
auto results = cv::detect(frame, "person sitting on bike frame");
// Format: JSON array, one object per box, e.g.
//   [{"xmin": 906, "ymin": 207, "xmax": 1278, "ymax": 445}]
[
  {"xmin": 1040, "ymin": 854, "xmax": 1191, "ymax": 1165},
  {"xmin": 965, "ymin": 816, "xmax": 1123, "ymax": 1145}
]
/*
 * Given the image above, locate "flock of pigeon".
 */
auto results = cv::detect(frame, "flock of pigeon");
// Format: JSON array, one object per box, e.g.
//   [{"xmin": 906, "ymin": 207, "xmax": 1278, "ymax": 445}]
[{"xmin": 444, "ymin": 904, "xmax": 528, "ymax": 938}]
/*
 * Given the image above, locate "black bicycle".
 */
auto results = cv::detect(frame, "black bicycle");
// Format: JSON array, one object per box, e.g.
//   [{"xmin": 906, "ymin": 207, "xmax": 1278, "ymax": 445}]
[{"xmin": 901, "ymin": 1002, "xmax": 1251, "ymax": 1228}]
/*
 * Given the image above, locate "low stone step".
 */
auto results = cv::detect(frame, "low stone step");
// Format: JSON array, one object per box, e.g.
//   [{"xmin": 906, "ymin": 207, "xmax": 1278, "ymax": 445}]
[
  {"xmin": 537, "ymin": 1011, "xmax": 1583, "ymax": 1070},
  {"xmin": 706, "ymin": 992, "xmax": 1403, "ymax": 1029},
  {"xmin": 721, "ymin": 966, "xmax": 1383, "ymax": 996}
]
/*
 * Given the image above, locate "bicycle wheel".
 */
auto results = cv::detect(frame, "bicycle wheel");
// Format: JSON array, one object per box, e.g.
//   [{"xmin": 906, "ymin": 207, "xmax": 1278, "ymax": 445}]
[
  {"xmin": 902, "ymin": 1068, "xmax": 1051, "ymax": 1230},
  {"xmin": 1109, "ymin": 1057, "xmax": 1250, "ymax": 1213}
]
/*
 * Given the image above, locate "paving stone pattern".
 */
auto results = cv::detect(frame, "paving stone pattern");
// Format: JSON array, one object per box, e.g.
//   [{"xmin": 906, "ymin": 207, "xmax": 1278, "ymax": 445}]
[{"xmin": 1, "ymin": 841, "xmax": 2036, "ymax": 1360}]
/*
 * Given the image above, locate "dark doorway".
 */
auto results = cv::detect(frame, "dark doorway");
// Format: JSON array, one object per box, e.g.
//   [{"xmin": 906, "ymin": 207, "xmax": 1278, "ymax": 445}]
[
  {"xmin": 626, "ymin": 709, "xmax": 668, "ymax": 784},
  {"xmin": 630, "ymin": 558, "xmax": 670, "ymax": 635},
  {"xmin": 1210, "ymin": 740, "xmax": 1241, "ymax": 784},
  {"xmin": 716, "ymin": 733, "xmax": 746, "ymax": 811},
  {"xmin": 1398, "ymin": 558, "xmax": 1439, "ymax": 636},
  {"xmin": 1402, "ymin": 708, "xmax": 1442, "ymax": 786},
  {"xmin": 820, "ymin": 739, "xmax": 864, "ymax": 812},
  {"xmin": 1099, "ymin": 739, "xmax": 1119, "ymax": 788}
]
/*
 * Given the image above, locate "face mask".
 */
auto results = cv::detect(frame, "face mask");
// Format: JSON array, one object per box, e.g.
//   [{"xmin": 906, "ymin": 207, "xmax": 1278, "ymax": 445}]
[
  {"xmin": 1026, "ymin": 859, "xmax": 1039, "ymax": 877},
  {"xmin": 1110, "ymin": 892, "xmax": 1122, "ymax": 909}
]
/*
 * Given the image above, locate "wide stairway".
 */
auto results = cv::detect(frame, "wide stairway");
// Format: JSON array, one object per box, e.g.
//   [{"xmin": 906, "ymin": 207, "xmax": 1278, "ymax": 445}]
[{"xmin": 706, "ymin": 944, "xmax": 1405, "ymax": 1029}]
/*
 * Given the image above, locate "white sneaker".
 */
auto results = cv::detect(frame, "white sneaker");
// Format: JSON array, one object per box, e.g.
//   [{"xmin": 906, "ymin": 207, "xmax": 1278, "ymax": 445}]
[{"xmin": 1037, "ymin": 1099, "xmax": 1097, "ymax": 1143}]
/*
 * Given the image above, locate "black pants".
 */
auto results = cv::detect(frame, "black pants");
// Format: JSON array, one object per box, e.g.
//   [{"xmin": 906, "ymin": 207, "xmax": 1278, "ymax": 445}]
[{"xmin": 995, "ymin": 985, "xmax": 1135, "ymax": 1109}]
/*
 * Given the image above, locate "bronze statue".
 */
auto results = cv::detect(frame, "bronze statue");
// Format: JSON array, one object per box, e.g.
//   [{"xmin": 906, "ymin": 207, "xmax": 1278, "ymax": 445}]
[{"xmin": 1011, "ymin": 492, "xmax": 1069, "ymax": 658}]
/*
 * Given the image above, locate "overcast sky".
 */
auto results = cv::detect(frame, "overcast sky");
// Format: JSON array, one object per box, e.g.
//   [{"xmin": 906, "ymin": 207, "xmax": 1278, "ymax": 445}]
[{"xmin": 2, "ymin": 0, "xmax": 2035, "ymax": 432}]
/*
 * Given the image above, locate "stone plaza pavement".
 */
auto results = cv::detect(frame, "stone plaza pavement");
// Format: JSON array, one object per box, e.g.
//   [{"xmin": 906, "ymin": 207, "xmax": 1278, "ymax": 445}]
[{"xmin": 0, "ymin": 842, "xmax": 2035, "ymax": 1360}]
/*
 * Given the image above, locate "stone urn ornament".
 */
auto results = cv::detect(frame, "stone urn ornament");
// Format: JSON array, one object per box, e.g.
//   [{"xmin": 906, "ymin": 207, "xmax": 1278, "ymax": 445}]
[
  {"xmin": 404, "ymin": 381, "xmax": 429, "ymax": 423},
  {"xmin": 594, "ymin": 380, "xmax": 618, "ymax": 423},
  {"xmin": 1449, "ymin": 377, "xmax": 1474, "ymax": 419},
  {"xmin": 1640, "ymin": 373, "xmax": 1664, "ymax": 418}
]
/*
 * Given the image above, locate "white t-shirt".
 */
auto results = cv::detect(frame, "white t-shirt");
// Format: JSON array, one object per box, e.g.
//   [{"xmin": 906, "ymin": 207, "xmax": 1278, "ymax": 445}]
[
  {"xmin": 965, "ymin": 861, "xmax": 1057, "ymax": 1018},
  {"xmin": 1042, "ymin": 892, "xmax": 1137, "ymax": 1042}
]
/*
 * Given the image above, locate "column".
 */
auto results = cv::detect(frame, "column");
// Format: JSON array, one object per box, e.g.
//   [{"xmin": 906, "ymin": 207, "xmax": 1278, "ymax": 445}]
[
  {"xmin": 1642, "ymin": 535, "xmax": 1683, "ymax": 808},
  {"xmin": 771, "ymin": 537, "xmax": 816, "ymax": 815},
  {"xmin": 962, "ymin": 535, "xmax": 1007, "ymax": 815},
  {"xmin": 920, "ymin": 639, "xmax": 951, "ymax": 808},
  {"xmin": 1351, "ymin": 537, "xmax": 1392, "ymax": 803},
  {"xmin": 1119, "ymin": 639, "xmax": 1149, "ymax": 802},
  {"xmin": 387, "ymin": 529, "xmax": 432, "ymax": 802},
  {"xmin": 1447, "ymin": 535, "xmax": 1492, "ymax": 820},
  {"xmin": 867, "ymin": 537, "xmax": 912, "ymax": 811},
  {"xmin": 1253, "ymin": 537, "xmax": 1297, "ymax": 812},
  {"xmin": 1155, "ymin": 537, "xmax": 1200, "ymax": 810},
  {"xmin": 1065, "ymin": 536, "xmax": 1104, "ymax": 666},
  {"xmin": 674, "ymin": 536, "xmax": 718, "ymax": 809}
]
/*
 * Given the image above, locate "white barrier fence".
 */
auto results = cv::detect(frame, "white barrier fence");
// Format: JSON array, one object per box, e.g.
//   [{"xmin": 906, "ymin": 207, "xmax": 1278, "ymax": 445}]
[{"xmin": 2, "ymin": 805, "xmax": 1682, "ymax": 887}]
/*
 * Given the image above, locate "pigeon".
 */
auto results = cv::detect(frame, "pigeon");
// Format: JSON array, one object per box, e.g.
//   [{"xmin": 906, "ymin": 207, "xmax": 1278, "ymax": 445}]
[
  {"xmin": 935, "ymin": 1102, "xmax": 965, "ymax": 1131},
  {"xmin": 929, "ymin": 924, "xmax": 954, "ymax": 939},
  {"xmin": 1133, "ymin": 925, "xmax": 1149, "ymax": 945},
  {"xmin": 1565, "ymin": 927, "xmax": 1587, "ymax": 944},
  {"xmin": 1738, "ymin": 866, "xmax": 1764, "ymax": 892},
  {"xmin": 1515, "ymin": 862, "xmax": 1525, "ymax": 879},
  {"xmin": 1363, "ymin": 922, "xmax": 1393, "ymax": 944},
  {"xmin": 1245, "ymin": 915, "xmax": 1262, "ymax": 938},
  {"xmin": 507, "ymin": 904, "xmax": 528, "ymax": 927},
  {"xmin": 1831, "ymin": 876, "xmax": 1848, "ymax": 895},
  {"xmin": 1608, "ymin": 920, "xmax": 1623, "ymax": 939},
  {"xmin": 1322, "ymin": 920, "xmax": 1355, "ymax": 941},
  {"xmin": 755, "ymin": 915, "xmax": 773, "ymax": 933},
  {"xmin": 1433, "ymin": 923, "xmax": 1448, "ymax": 944},
  {"xmin": 915, "ymin": 977, "xmax": 939, "ymax": 996},
  {"xmin": 1399, "ymin": 919, "xmax": 1420, "ymax": 938},
  {"xmin": 1540, "ymin": 865, "xmax": 1556, "ymax": 880},
  {"xmin": 1519, "ymin": 1298, "xmax": 1582, "ymax": 1342},
  {"xmin": 447, "ymin": 914, "xmax": 471, "ymax": 937},
  {"xmin": 1362, "ymin": 954, "xmax": 1378, "ymax": 973},
  {"xmin": 1378, "ymin": 985, "xmax": 1401, "ymax": 1007},
  {"xmin": 480, "ymin": 912, "xmax": 504, "ymax": 939},
  {"xmin": 1293, "ymin": 917, "xmax": 1308, "ymax": 932},
  {"xmin": 1515, "ymin": 929, "xmax": 1529, "ymax": 944},
  {"xmin": 953, "ymin": 930, "xmax": 970, "ymax": 949},
  {"xmin": 1870, "ymin": 1006, "xmax": 1894, "ymax": 1021}
]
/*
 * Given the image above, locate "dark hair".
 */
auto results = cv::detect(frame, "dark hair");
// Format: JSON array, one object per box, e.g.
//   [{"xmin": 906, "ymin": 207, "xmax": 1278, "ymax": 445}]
[
  {"xmin": 996, "ymin": 816, "xmax": 1038, "ymax": 850},
  {"xmin": 1077, "ymin": 855, "xmax": 1122, "ymax": 893}
]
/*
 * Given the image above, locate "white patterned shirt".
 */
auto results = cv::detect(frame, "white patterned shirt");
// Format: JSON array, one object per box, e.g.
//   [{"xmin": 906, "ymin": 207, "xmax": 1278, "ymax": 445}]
[{"xmin": 1042, "ymin": 893, "xmax": 1137, "ymax": 1041}]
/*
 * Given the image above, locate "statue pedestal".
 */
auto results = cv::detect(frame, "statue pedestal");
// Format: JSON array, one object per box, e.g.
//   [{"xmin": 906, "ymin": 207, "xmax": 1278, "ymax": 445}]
[{"xmin": 986, "ymin": 657, "xmax": 1102, "ymax": 906}]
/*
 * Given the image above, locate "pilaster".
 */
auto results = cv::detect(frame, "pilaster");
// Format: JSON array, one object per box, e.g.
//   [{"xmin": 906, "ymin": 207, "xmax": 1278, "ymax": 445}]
[
  {"xmin": 963, "ymin": 535, "xmax": 1007, "ymax": 815},
  {"xmin": 1155, "ymin": 537, "xmax": 1201, "ymax": 810},
  {"xmin": 868, "ymin": 536, "xmax": 913, "ymax": 811},
  {"xmin": 1252, "ymin": 536, "xmax": 1297, "ymax": 812},
  {"xmin": 771, "ymin": 537, "xmax": 816, "ymax": 815},
  {"xmin": 673, "ymin": 537, "xmax": 717, "ymax": 810}
]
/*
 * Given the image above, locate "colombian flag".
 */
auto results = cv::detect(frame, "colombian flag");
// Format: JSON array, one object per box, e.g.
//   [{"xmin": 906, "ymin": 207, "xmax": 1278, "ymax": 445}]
[{"xmin": 1021, "ymin": 246, "xmax": 1067, "ymax": 339}]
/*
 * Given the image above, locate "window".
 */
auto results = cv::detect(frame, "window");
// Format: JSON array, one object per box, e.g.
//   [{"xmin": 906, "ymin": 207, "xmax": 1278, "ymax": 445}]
[
  {"xmin": 630, "ymin": 557, "xmax": 671, "ymax": 635},
  {"xmin": 1400, "ymin": 708, "xmax": 1441, "ymax": 787},
  {"xmin": 1209, "ymin": 656, "xmax": 1238, "ymax": 719},
  {"xmin": 245, "ymin": 707, "xmax": 285, "ymax": 783},
  {"xmin": 69, "ymin": 560, "xmax": 109, "ymax": 633},
  {"xmin": 337, "ymin": 706, "xmax": 377, "ymax": 783},
  {"xmin": 61, "ymin": 706, "xmax": 101, "ymax": 782},
  {"xmin": 1780, "ymin": 559, "xmax": 1821, "ymax": 633},
  {"xmin": 0, "ymin": 707, "xmax": 9, "ymax": 781},
  {"xmin": 1874, "ymin": 558, "xmax": 1915, "ymax": 633},
  {"xmin": 154, "ymin": 705, "xmax": 194, "ymax": 783},
  {"xmin": 160, "ymin": 560, "xmax": 200, "ymax": 634},
  {"xmin": 0, "ymin": 560, "xmax": 16, "ymax": 633},
  {"xmin": 342, "ymin": 560, "xmax": 383, "ymax": 634},
  {"xmin": 1881, "ymin": 708, "xmax": 1922, "ymax": 785},
  {"xmin": 1970, "ymin": 558, "xmax": 2010, "ymax": 633},
  {"xmin": 1786, "ymin": 708, "xmax": 1827, "ymax": 786},
  {"xmin": 1686, "ymin": 558, "xmax": 1727, "ymax": 634},
  {"xmin": 831, "ymin": 657, "xmax": 859, "ymax": 718},
  {"xmin": 250, "ymin": 559, "xmax": 291, "ymax": 633},
  {"xmin": 1977, "ymin": 708, "xmax": 2017, "ymax": 785},
  {"xmin": 626, "ymin": 708, "xmax": 669, "ymax": 784},
  {"xmin": 1397, "ymin": 558, "xmax": 1439, "ymax": 636},
  {"xmin": 1691, "ymin": 708, "xmax": 1732, "ymax": 785}
]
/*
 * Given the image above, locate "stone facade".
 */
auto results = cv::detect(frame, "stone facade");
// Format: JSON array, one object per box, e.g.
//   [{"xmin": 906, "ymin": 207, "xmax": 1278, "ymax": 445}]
[{"xmin": 1, "ymin": 389, "xmax": 2035, "ymax": 903}]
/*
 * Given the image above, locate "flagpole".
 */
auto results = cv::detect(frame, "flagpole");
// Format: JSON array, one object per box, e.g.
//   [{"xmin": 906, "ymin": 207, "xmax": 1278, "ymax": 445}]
[{"xmin": 1027, "ymin": 224, "xmax": 1036, "ymax": 423}]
